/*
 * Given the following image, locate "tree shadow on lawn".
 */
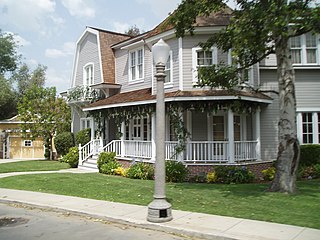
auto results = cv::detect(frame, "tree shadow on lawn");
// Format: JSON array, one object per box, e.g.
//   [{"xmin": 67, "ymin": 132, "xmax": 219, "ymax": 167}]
[{"xmin": 167, "ymin": 179, "xmax": 320, "ymax": 198}]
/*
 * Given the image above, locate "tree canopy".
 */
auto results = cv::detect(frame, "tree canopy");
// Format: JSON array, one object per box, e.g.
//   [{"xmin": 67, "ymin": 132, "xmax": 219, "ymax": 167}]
[
  {"xmin": 169, "ymin": 0, "xmax": 320, "ymax": 193},
  {"xmin": 125, "ymin": 25, "xmax": 143, "ymax": 36},
  {"xmin": 0, "ymin": 30, "xmax": 20, "ymax": 74},
  {"xmin": 18, "ymin": 85, "xmax": 71, "ymax": 160}
]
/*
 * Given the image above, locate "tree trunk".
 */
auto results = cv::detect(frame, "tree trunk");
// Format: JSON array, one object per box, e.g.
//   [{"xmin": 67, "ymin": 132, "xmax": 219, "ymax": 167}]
[
  {"xmin": 49, "ymin": 135, "xmax": 53, "ymax": 160},
  {"xmin": 270, "ymin": 37, "xmax": 300, "ymax": 193}
]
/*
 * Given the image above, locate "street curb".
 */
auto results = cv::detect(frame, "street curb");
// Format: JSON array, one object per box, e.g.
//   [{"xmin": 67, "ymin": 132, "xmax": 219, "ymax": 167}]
[{"xmin": 0, "ymin": 198, "xmax": 236, "ymax": 240}]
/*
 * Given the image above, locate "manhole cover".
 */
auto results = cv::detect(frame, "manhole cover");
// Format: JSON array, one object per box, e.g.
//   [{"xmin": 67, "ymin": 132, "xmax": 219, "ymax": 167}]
[{"xmin": 0, "ymin": 217, "xmax": 29, "ymax": 227}]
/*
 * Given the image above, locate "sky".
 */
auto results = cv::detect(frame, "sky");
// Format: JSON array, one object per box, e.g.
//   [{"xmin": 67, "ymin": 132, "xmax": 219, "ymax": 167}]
[{"xmin": 0, "ymin": 0, "xmax": 183, "ymax": 94}]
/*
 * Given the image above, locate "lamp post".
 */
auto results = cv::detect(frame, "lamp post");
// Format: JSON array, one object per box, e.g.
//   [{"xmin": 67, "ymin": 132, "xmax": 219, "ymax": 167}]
[{"xmin": 147, "ymin": 39, "xmax": 172, "ymax": 223}]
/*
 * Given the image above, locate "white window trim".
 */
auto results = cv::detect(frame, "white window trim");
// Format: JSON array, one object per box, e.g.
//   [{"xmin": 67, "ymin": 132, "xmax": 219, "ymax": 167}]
[
  {"xmin": 83, "ymin": 62, "xmax": 94, "ymax": 86},
  {"xmin": 164, "ymin": 50, "xmax": 174, "ymax": 89},
  {"xmin": 128, "ymin": 47, "xmax": 144, "ymax": 83},
  {"xmin": 291, "ymin": 33, "xmax": 320, "ymax": 66},
  {"xmin": 152, "ymin": 50, "xmax": 174, "ymax": 89},
  {"xmin": 23, "ymin": 140, "xmax": 33, "ymax": 147},
  {"xmin": 297, "ymin": 111, "xmax": 320, "ymax": 144},
  {"xmin": 192, "ymin": 46, "xmax": 218, "ymax": 84}
]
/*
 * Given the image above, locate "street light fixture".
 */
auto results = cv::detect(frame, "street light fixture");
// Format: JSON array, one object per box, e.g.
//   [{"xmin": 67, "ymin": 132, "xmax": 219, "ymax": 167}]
[{"xmin": 147, "ymin": 39, "xmax": 172, "ymax": 223}]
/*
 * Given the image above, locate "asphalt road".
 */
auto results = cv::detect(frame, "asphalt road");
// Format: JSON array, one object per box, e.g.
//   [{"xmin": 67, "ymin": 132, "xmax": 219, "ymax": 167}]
[{"xmin": 0, "ymin": 203, "xmax": 195, "ymax": 240}]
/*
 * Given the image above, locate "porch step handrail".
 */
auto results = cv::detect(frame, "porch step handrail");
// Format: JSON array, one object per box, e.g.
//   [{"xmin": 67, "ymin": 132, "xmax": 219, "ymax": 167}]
[
  {"xmin": 100, "ymin": 140, "xmax": 121, "ymax": 155},
  {"xmin": 78, "ymin": 139, "xmax": 101, "ymax": 165}
]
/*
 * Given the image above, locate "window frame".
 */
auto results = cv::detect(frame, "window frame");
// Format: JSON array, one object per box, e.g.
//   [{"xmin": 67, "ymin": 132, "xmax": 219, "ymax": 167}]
[
  {"xmin": 290, "ymin": 33, "xmax": 319, "ymax": 65},
  {"xmin": 23, "ymin": 140, "xmax": 33, "ymax": 147},
  {"xmin": 192, "ymin": 46, "xmax": 218, "ymax": 84},
  {"xmin": 298, "ymin": 111, "xmax": 320, "ymax": 144},
  {"xmin": 83, "ymin": 63, "xmax": 94, "ymax": 86},
  {"xmin": 128, "ymin": 47, "xmax": 144, "ymax": 83}
]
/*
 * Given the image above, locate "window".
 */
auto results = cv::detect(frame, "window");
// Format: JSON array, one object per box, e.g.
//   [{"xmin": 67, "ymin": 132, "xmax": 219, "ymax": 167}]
[
  {"xmin": 212, "ymin": 116, "xmax": 225, "ymax": 141},
  {"xmin": 302, "ymin": 113, "xmax": 313, "ymax": 143},
  {"xmin": 192, "ymin": 46, "xmax": 217, "ymax": 83},
  {"xmin": 289, "ymin": 33, "xmax": 319, "ymax": 65},
  {"xmin": 23, "ymin": 140, "xmax": 32, "ymax": 147},
  {"xmin": 80, "ymin": 118, "xmax": 93, "ymax": 130},
  {"xmin": 164, "ymin": 51, "xmax": 173, "ymax": 84},
  {"xmin": 129, "ymin": 48, "xmax": 144, "ymax": 81},
  {"xmin": 125, "ymin": 117, "xmax": 150, "ymax": 140},
  {"xmin": 83, "ymin": 63, "xmax": 94, "ymax": 86},
  {"xmin": 241, "ymin": 66, "xmax": 254, "ymax": 86}
]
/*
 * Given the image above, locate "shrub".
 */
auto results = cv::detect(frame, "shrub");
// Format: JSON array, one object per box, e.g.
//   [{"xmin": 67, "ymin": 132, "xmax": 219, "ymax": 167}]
[
  {"xmin": 114, "ymin": 167, "xmax": 127, "ymax": 177},
  {"xmin": 165, "ymin": 161, "xmax": 188, "ymax": 182},
  {"xmin": 261, "ymin": 167, "xmax": 276, "ymax": 181},
  {"xmin": 75, "ymin": 128, "xmax": 91, "ymax": 146},
  {"xmin": 127, "ymin": 162, "xmax": 154, "ymax": 180},
  {"xmin": 54, "ymin": 132, "xmax": 75, "ymax": 156},
  {"xmin": 213, "ymin": 166, "xmax": 255, "ymax": 184},
  {"xmin": 62, "ymin": 147, "xmax": 79, "ymax": 168},
  {"xmin": 100, "ymin": 161, "xmax": 121, "ymax": 175},
  {"xmin": 207, "ymin": 171, "xmax": 217, "ymax": 183},
  {"xmin": 97, "ymin": 152, "xmax": 116, "ymax": 172},
  {"xmin": 189, "ymin": 172, "xmax": 207, "ymax": 183},
  {"xmin": 299, "ymin": 164, "xmax": 320, "ymax": 179},
  {"xmin": 300, "ymin": 144, "xmax": 320, "ymax": 167}
]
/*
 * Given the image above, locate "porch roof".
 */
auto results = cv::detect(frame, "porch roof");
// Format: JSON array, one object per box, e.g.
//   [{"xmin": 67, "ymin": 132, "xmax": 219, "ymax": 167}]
[{"xmin": 83, "ymin": 88, "xmax": 273, "ymax": 111}]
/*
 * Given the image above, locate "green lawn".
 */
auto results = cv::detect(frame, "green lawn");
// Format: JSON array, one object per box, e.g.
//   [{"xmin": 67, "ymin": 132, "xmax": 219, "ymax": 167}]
[
  {"xmin": 0, "ymin": 173, "xmax": 319, "ymax": 229},
  {"xmin": 0, "ymin": 160, "xmax": 70, "ymax": 173}
]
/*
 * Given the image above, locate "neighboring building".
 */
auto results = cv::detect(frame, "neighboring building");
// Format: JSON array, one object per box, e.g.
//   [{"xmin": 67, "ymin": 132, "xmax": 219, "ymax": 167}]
[
  {"xmin": 0, "ymin": 116, "xmax": 45, "ymax": 159},
  {"xmin": 66, "ymin": 7, "xmax": 320, "ymax": 173}
]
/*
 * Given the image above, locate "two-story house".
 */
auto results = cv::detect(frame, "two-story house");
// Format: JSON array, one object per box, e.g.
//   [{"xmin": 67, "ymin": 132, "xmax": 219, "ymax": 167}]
[{"xmin": 66, "ymin": 7, "xmax": 320, "ymax": 175}]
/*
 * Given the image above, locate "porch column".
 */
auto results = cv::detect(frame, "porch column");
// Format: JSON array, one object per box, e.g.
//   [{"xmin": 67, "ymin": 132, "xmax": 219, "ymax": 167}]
[
  {"xmin": 177, "ymin": 108, "xmax": 184, "ymax": 162},
  {"xmin": 151, "ymin": 113, "xmax": 156, "ymax": 161},
  {"xmin": 186, "ymin": 110, "xmax": 192, "ymax": 161},
  {"xmin": 228, "ymin": 109, "xmax": 235, "ymax": 163},
  {"xmin": 120, "ymin": 121, "xmax": 125, "ymax": 157},
  {"xmin": 254, "ymin": 107, "xmax": 261, "ymax": 161}
]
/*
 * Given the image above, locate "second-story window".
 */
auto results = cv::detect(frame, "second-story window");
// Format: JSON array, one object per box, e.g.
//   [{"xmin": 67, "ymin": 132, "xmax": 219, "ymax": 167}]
[
  {"xmin": 164, "ymin": 51, "xmax": 173, "ymax": 84},
  {"xmin": 129, "ymin": 48, "xmax": 144, "ymax": 82},
  {"xmin": 192, "ymin": 46, "xmax": 217, "ymax": 83},
  {"xmin": 289, "ymin": 33, "xmax": 319, "ymax": 65},
  {"xmin": 83, "ymin": 63, "xmax": 94, "ymax": 86}
]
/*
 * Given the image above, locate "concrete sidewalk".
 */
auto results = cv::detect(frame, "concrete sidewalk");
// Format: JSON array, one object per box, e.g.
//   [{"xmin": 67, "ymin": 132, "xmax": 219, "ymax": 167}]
[{"xmin": 0, "ymin": 188, "xmax": 319, "ymax": 240}]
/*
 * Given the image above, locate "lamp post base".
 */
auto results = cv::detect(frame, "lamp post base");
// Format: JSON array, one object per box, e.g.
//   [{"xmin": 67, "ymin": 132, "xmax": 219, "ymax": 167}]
[{"xmin": 147, "ymin": 198, "xmax": 172, "ymax": 223}]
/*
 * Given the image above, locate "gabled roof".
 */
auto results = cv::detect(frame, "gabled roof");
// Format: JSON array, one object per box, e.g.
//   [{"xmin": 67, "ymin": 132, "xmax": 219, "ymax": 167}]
[
  {"xmin": 83, "ymin": 88, "xmax": 273, "ymax": 111},
  {"xmin": 112, "ymin": 6, "xmax": 233, "ymax": 49}
]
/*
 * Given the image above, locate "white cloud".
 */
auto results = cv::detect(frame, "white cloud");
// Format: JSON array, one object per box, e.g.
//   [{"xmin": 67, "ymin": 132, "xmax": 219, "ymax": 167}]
[
  {"xmin": 0, "ymin": 0, "xmax": 62, "ymax": 36},
  {"xmin": 46, "ymin": 67, "xmax": 71, "ymax": 93},
  {"xmin": 61, "ymin": 0, "xmax": 95, "ymax": 18},
  {"xmin": 4, "ymin": 32, "xmax": 31, "ymax": 47},
  {"xmin": 112, "ymin": 18, "xmax": 147, "ymax": 34},
  {"xmin": 45, "ymin": 41, "xmax": 75, "ymax": 58}
]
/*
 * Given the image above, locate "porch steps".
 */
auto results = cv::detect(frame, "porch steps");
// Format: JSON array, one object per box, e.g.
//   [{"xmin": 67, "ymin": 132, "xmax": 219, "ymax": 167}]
[{"xmin": 78, "ymin": 155, "xmax": 99, "ymax": 172}]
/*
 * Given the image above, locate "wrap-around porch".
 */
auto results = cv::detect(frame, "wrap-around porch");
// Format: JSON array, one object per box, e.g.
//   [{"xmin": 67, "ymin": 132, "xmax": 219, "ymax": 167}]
[{"xmin": 79, "ymin": 107, "xmax": 262, "ymax": 165}]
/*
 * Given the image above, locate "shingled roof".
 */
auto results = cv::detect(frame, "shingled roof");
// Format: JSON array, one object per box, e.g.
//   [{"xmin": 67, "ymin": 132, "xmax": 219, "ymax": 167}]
[{"xmin": 83, "ymin": 88, "xmax": 272, "ymax": 111}]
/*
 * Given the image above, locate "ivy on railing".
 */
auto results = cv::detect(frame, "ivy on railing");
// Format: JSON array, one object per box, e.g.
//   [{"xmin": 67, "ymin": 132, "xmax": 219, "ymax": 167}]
[
  {"xmin": 90, "ymin": 100, "xmax": 261, "ymax": 156},
  {"xmin": 67, "ymin": 85, "xmax": 100, "ymax": 103}
]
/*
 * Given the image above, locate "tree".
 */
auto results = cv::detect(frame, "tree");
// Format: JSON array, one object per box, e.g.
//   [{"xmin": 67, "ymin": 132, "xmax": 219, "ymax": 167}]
[
  {"xmin": 11, "ymin": 63, "xmax": 47, "ymax": 99},
  {"xmin": 0, "ymin": 30, "xmax": 20, "ymax": 74},
  {"xmin": 18, "ymin": 85, "xmax": 71, "ymax": 160},
  {"xmin": 125, "ymin": 25, "xmax": 142, "ymax": 36},
  {"xmin": 0, "ymin": 75, "xmax": 17, "ymax": 119},
  {"xmin": 169, "ymin": 0, "xmax": 320, "ymax": 193}
]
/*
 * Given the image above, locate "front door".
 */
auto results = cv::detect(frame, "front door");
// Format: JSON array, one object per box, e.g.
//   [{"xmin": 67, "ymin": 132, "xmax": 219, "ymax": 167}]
[{"xmin": 132, "ymin": 118, "xmax": 142, "ymax": 140}]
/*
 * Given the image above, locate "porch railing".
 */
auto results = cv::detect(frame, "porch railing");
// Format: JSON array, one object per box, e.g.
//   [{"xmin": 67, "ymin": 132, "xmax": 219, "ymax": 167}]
[
  {"xmin": 235, "ymin": 141, "xmax": 257, "ymax": 161},
  {"xmin": 78, "ymin": 139, "xmax": 101, "ymax": 165},
  {"xmin": 185, "ymin": 141, "xmax": 229, "ymax": 163},
  {"xmin": 99, "ymin": 140, "xmax": 258, "ymax": 164}
]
